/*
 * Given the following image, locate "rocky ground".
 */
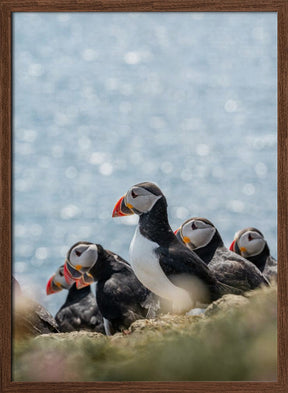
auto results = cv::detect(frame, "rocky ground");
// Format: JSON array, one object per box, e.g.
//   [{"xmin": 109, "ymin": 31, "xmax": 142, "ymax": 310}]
[{"xmin": 13, "ymin": 284, "xmax": 277, "ymax": 381}]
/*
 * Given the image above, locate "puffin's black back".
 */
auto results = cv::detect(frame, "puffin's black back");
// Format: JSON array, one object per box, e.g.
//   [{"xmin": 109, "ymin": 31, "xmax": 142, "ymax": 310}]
[
  {"xmin": 55, "ymin": 284, "xmax": 104, "ymax": 333},
  {"xmin": 191, "ymin": 231, "xmax": 270, "ymax": 291},
  {"xmin": 90, "ymin": 246, "xmax": 159, "ymax": 334},
  {"xmin": 263, "ymin": 255, "xmax": 277, "ymax": 280},
  {"xmin": 211, "ymin": 247, "xmax": 270, "ymax": 291}
]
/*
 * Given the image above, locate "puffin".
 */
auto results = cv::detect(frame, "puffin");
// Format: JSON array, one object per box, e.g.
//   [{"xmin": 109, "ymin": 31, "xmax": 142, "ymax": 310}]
[
  {"xmin": 64, "ymin": 242, "xmax": 160, "ymax": 335},
  {"xmin": 230, "ymin": 227, "xmax": 277, "ymax": 281},
  {"xmin": 46, "ymin": 266, "xmax": 105, "ymax": 333},
  {"xmin": 13, "ymin": 276, "xmax": 59, "ymax": 338},
  {"xmin": 175, "ymin": 217, "xmax": 270, "ymax": 292},
  {"xmin": 46, "ymin": 265, "xmax": 71, "ymax": 295},
  {"xmin": 112, "ymin": 182, "xmax": 243, "ymax": 314}
]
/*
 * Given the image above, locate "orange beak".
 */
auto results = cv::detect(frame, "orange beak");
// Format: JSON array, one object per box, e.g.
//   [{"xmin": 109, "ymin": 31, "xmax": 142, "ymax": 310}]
[
  {"xmin": 46, "ymin": 275, "xmax": 62, "ymax": 295},
  {"xmin": 76, "ymin": 276, "xmax": 91, "ymax": 290},
  {"xmin": 229, "ymin": 239, "xmax": 236, "ymax": 252},
  {"xmin": 76, "ymin": 272, "xmax": 94, "ymax": 289},
  {"xmin": 174, "ymin": 228, "xmax": 180, "ymax": 235},
  {"xmin": 64, "ymin": 261, "xmax": 82, "ymax": 284},
  {"xmin": 112, "ymin": 195, "xmax": 134, "ymax": 217}
]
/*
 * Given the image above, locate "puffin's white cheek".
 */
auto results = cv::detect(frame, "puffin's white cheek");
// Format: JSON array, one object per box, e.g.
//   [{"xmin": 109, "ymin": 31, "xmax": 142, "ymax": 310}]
[
  {"xmin": 69, "ymin": 249, "xmax": 97, "ymax": 271},
  {"xmin": 133, "ymin": 194, "xmax": 161, "ymax": 213},
  {"xmin": 182, "ymin": 227, "xmax": 215, "ymax": 249},
  {"xmin": 55, "ymin": 274, "xmax": 70, "ymax": 289},
  {"xmin": 191, "ymin": 230, "xmax": 208, "ymax": 248},
  {"xmin": 246, "ymin": 239, "xmax": 266, "ymax": 256},
  {"xmin": 130, "ymin": 196, "xmax": 148, "ymax": 212},
  {"xmin": 181, "ymin": 226, "xmax": 197, "ymax": 246},
  {"xmin": 81, "ymin": 249, "xmax": 98, "ymax": 269}
]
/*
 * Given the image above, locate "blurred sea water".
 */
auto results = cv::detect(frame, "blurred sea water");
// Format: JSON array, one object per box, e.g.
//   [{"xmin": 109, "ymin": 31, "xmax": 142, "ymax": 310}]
[{"xmin": 13, "ymin": 12, "xmax": 277, "ymax": 315}]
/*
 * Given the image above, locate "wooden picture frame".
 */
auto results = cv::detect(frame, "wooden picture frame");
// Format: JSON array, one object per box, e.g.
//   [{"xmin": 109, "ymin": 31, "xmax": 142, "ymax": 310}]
[{"xmin": 1, "ymin": 0, "xmax": 287, "ymax": 392}]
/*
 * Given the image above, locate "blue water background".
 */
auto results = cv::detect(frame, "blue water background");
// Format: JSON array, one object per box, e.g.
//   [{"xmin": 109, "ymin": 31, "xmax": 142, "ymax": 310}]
[{"xmin": 13, "ymin": 13, "xmax": 277, "ymax": 315}]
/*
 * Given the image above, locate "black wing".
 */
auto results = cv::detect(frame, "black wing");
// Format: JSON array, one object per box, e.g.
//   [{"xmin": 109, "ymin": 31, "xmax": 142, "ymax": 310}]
[
  {"xmin": 97, "ymin": 269, "xmax": 156, "ymax": 331},
  {"xmin": 56, "ymin": 285, "xmax": 104, "ymax": 333},
  {"xmin": 156, "ymin": 239, "xmax": 217, "ymax": 285},
  {"xmin": 263, "ymin": 256, "xmax": 277, "ymax": 280},
  {"xmin": 155, "ymin": 240, "xmax": 244, "ymax": 301},
  {"xmin": 105, "ymin": 249, "xmax": 131, "ymax": 267},
  {"xmin": 266, "ymin": 255, "xmax": 277, "ymax": 268},
  {"xmin": 210, "ymin": 248, "xmax": 270, "ymax": 290}
]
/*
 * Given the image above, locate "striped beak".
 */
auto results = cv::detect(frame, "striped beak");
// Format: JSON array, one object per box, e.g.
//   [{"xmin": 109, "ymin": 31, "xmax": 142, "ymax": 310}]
[
  {"xmin": 174, "ymin": 227, "xmax": 184, "ymax": 243},
  {"xmin": 64, "ymin": 260, "xmax": 82, "ymax": 284},
  {"xmin": 112, "ymin": 195, "xmax": 134, "ymax": 217},
  {"xmin": 46, "ymin": 275, "xmax": 62, "ymax": 295},
  {"xmin": 229, "ymin": 240, "xmax": 236, "ymax": 252},
  {"xmin": 76, "ymin": 272, "xmax": 94, "ymax": 289}
]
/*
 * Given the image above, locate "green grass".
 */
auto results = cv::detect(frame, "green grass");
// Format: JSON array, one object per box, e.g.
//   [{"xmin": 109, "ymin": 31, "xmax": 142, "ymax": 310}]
[{"xmin": 13, "ymin": 285, "xmax": 277, "ymax": 381}]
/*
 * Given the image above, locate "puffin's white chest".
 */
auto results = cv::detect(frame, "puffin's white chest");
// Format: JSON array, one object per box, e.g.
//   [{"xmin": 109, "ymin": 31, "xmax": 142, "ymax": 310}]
[{"xmin": 129, "ymin": 226, "xmax": 193, "ymax": 311}]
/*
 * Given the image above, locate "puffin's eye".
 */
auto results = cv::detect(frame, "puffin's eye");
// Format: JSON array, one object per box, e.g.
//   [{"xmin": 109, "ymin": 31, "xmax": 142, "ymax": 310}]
[
  {"xmin": 75, "ymin": 250, "xmax": 82, "ymax": 257},
  {"xmin": 131, "ymin": 190, "xmax": 138, "ymax": 199},
  {"xmin": 59, "ymin": 270, "xmax": 63, "ymax": 276},
  {"xmin": 191, "ymin": 222, "xmax": 197, "ymax": 230},
  {"xmin": 248, "ymin": 233, "xmax": 253, "ymax": 241}
]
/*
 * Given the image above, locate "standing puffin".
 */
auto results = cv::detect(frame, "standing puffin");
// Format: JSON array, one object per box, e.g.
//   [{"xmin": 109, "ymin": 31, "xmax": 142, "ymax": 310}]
[
  {"xmin": 230, "ymin": 227, "xmax": 277, "ymax": 280},
  {"xmin": 175, "ymin": 217, "xmax": 270, "ymax": 292},
  {"xmin": 64, "ymin": 242, "xmax": 160, "ymax": 335},
  {"xmin": 112, "ymin": 182, "xmax": 243, "ymax": 313},
  {"xmin": 46, "ymin": 266, "xmax": 104, "ymax": 333}
]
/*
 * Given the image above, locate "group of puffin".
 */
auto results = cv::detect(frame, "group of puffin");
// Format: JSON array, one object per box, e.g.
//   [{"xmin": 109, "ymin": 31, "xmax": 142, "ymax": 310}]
[{"xmin": 44, "ymin": 181, "xmax": 277, "ymax": 336}]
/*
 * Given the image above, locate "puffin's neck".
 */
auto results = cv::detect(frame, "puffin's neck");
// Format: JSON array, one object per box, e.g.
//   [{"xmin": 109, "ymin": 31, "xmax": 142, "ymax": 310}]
[
  {"xmin": 194, "ymin": 231, "xmax": 224, "ymax": 264},
  {"xmin": 138, "ymin": 198, "xmax": 175, "ymax": 245},
  {"xmin": 66, "ymin": 283, "xmax": 91, "ymax": 303},
  {"xmin": 89, "ymin": 245, "xmax": 110, "ymax": 281},
  {"xmin": 247, "ymin": 244, "xmax": 270, "ymax": 272},
  {"xmin": 89, "ymin": 245, "xmax": 125, "ymax": 281}
]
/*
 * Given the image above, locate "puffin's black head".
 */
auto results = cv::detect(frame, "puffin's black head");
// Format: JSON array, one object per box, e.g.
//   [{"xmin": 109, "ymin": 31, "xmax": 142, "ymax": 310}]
[
  {"xmin": 230, "ymin": 227, "xmax": 267, "ymax": 258},
  {"xmin": 175, "ymin": 217, "xmax": 218, "ymax": 251},
  {"xmin": 112, "ymin": 181, "xmax": 165, "ymax": 217},
  {"xmin": 63, "ymin": 241, "xmax": 99, "ymax": 285}
]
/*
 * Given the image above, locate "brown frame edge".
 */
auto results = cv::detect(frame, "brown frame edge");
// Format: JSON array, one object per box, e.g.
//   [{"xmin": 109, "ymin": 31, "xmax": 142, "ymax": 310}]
[{"xmin": 1, "ymin": 1, "xmax": 287, "ymax": 392}]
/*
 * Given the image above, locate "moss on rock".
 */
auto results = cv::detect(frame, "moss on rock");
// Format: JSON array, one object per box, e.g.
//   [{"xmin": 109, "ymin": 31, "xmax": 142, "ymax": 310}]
[{"xmin": 13, "ymin": 285, "xmax": 277, "ymax": 382}]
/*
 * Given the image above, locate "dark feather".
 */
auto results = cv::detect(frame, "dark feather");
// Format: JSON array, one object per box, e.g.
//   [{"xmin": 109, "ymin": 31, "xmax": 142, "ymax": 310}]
[
  {"xmin": 190, "ymin": 229, "xmax": 270, "ymax": 291},
  {"xmin": 210, "ymin": 247, "xmax": 270, "ymax": 291},
  {"xmin": 55, "ymin": 284, "xmax": 104, "ymax": 333},
  {"xmin": 90, "ymin": 246, "xmax": 160, "ymax": 333},
  {"xmin": 156, "ymin": 239, "xmax": 243, "ymax": 302}
]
